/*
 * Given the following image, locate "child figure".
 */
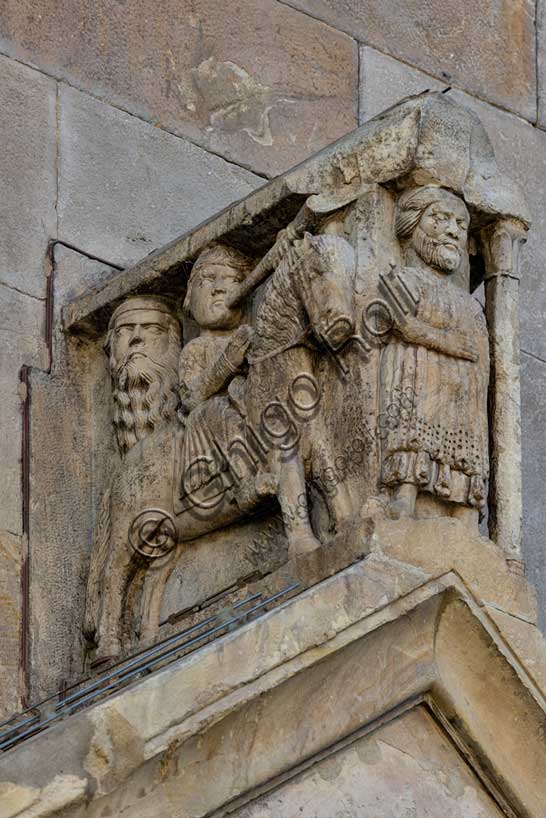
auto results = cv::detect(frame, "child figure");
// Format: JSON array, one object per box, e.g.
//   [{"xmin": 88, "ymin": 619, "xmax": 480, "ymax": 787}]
[{"xmin": 177, "ymin": 242, "xmax": 253, "ymax": 511}]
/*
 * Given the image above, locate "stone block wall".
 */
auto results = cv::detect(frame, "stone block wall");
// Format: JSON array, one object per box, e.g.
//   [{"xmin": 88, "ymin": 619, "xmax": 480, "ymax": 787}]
[{"xmin": 0, "ymin": 0, "xmax": 545, "ymax": 715}]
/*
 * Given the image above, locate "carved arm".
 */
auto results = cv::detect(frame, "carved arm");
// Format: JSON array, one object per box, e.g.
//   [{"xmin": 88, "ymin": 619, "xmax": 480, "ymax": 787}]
[
  {"xmin": 180, "ymin": 325, "xmax": 253, "ymax": 412},
  {"xmin": 394, "ymin": 314, "xmax": 478, "ymax": 362}
]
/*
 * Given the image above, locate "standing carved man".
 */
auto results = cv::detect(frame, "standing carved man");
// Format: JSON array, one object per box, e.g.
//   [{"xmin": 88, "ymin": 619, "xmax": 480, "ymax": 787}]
[
  {"xmin": 379, "ymin": 186, "xmax": 489, "ymax": 527},
  {"xmin": 83, "ymin": 296, "xmax": 182, "ymax": 661}
]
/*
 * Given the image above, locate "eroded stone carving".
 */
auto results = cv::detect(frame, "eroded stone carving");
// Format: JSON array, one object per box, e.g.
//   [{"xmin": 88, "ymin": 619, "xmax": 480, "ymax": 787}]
[
  {"xmin": 379, "ymin": 186, "xmax": 489, "ymax": 524},
  {"xmin": 77, "ymin": 92, "xmax": 530, "ymax": 662},
  {"xmin": 83, "ymin": 296, "xmax": 182, "ymax": 658}
]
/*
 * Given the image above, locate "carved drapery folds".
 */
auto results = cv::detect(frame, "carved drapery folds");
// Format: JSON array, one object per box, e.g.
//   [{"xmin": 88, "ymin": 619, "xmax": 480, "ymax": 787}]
[{"xmin": 69, "ymin": 92, "xmax": 530, "ymax": 662}]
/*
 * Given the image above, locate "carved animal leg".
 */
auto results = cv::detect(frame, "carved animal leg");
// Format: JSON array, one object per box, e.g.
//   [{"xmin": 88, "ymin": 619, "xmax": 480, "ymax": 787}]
[
  {"xmin": 139, "ymin": 556, "xmax": 177, "ymax": 643},
  {"xmin": 324, "ymin": 478, "xmax": 358, "ymax": 542},
  {"xmin": 388, "ymin": 483, "xmax": 418, "ymax": 519},
  {"xmin": 278, "ymin": 456, "xmax": 321, "ymax": 558},
  {"xmin": 94, "ymin": 545, "xmax": 138, "ymax": 661}
]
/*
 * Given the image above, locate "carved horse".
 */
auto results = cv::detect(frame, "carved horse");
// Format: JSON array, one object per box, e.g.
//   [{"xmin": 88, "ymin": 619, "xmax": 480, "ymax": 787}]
[
  {"xmin": 87, "ymin": 233, "xmax": 356, "ymax": 660},
  {"xmin": 173, "ymin": 233, "xmax": 357, "ymax": 550}
]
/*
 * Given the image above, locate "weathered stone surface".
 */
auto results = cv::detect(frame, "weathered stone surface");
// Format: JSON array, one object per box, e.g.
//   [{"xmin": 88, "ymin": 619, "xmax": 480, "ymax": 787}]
[
  {"xmin": 0, "ymin": 0, "xmax": 358, "ymax": 177},
  {"xmin": 537, "ymin": 0, "xmax": 546, "ymax": 129},
  {"xmin": 286, "ymin": 0, "xmax": 536, "ymax": 121},
  {"xmin": 485, "ymin": 604, "xmax": 546, "ymax": 693},
  {"xmin": 0, "ymin": 54, "xmax": 56, "ymax": 298},
  {"xmin": 359, "ymin": 47, "xmax": 546, "ymax": 365},
  {"xmin": 521, "ymin": 352, "xmax": 546, "ymax": 632},
  {"xmin": 2, "ymin": 559, "xmax": 546, "ymax": 817},
  {"xmin": 53, "ymin": 245, "xmax": 118, "ymax": 319},
  {"xmin": 370, "ymin": 518, "xmax": 536, "ymax": 623},
  {"xmin": 0, "ymin": 284, "xmax": 47, "ymax": 535},
  {"xmin": 360, "ymin": 47, "xmax": 444, "ymax": 122},
  {"xmin": 58, "ymin": 85, "xmax": 262, "ymax": 269},
  {"xmin": 0, "ymin": 531, "xmax": 22, "ymax": 718},
  {"xmin": 236, "ymin": 707, "xmax": 504, "ymax": 817}
]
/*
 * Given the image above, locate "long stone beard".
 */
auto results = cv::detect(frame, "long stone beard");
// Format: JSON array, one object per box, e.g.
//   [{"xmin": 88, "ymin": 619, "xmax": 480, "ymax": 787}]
[
  {"xmin": 412, "ymin": 225, "xmax": 461, "ymax": 273},
  {"xmin": 112, "ymin": 352, "xmax": 179, "ymax": 455}
]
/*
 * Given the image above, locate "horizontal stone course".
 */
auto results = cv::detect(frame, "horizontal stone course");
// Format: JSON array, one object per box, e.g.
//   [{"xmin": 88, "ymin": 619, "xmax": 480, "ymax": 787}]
[
  {"xmin": 284, "ymin": 0, "xmax": 536, "ymax": 122},
  {"xmin": 0, "ymin": 54, "xmax": 56, "ymax": 298},
  {"xmin": 0, "ymin": 0, "xmax": 358, "ymax": 177},
  {"xmin": 58, "ymin": 85, "xmax": 263, "ymax": 270}
]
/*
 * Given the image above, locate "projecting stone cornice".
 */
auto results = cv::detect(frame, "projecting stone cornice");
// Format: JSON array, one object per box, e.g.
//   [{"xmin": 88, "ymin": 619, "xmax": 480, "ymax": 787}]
[
  {"xmin": 63, "ymin": 91, "xmax": 530, "ymax": 338},
  {"xmin": 2, "ymin": 519, "xmax": 546, "ymax": 817}
]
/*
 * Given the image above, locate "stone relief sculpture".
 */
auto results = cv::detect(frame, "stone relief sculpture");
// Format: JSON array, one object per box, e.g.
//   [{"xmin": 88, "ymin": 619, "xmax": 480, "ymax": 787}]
[
  {"xmin": 75, "ymin": 92, "xmax": 529, "ymax": 664},
  {"xmin": 176, "ymin": 243, "xmax": 253, "ymax": 515},
  {"xmin": 83, "ymin": 296, "xmax": 182, "ymax": 659},
  {"xmin": 378, "ymin": 186, "xmax": 489, "ymax": 526}
]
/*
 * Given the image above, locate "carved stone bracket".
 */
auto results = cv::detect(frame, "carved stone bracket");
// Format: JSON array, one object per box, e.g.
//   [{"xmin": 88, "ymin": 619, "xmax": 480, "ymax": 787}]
[{"xmin": 43, "ymin": 90, "xmax": 534, "ymax": 669}]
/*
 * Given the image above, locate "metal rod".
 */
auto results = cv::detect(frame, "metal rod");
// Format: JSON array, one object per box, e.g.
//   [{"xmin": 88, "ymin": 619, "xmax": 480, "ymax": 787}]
[
  {"xmin": 0, "ymin": 714, "xmax": 40, "ymax": 744},
  {"xmin": 1, "ymin": 584, "xmax": 299, "ymax": 753},
  {"xmin": 59, "ymin": 592, "xmax": 263, "ymax": 710},
  {"xmin": 66, "ymin": 584, "xmax": 299, "ymax": 713}
]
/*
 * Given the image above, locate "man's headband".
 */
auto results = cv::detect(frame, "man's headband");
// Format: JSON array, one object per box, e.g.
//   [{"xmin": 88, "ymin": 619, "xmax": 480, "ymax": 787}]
[{"xmin": 109, "ymin": 297, "xmax": 176, "ymax": 326}]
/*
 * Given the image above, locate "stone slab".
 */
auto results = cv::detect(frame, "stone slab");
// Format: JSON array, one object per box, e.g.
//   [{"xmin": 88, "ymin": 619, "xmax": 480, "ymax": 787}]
[
  {"xmin": 0, "ymin": 530, "xmax": 23, "ymax": 718},
  {"xmin": 2, "ymin": 565, "xmax": 546, "ymax": 817},
  {"xmin": 286, "ymin": 0, "xmax": 536, "ymax": 121},
  {"xmin": 0, "ymin": 0, "xmax": 358, "ymax": 178},
  {"xmin": 521, "ymin": 352, "xmax": 546, "ymax": 632},
  {"xmin": 0, "ymin": 54, "xmax": 57, "ymax": 298},
  {"xmin": 485, "ymin": 604, "xmax": 546, "ymax": 695},
  {"xmin": 236, "ymin": 707, "xmax": 504, "ymax": 818},
  {"xmin": 537, "ymin": 0, "xmax": 546, "ymax": 129},
  {"xmin": 53, "ymin": 245, "xmax": 118, "ymax": 319},
  {"xmin": 58, "ymin": 85, "xmax": 262, "ymax": 270},
  {"xmin": 359, "ymin": 46, "xmax": 546, "ymax": 365},
  {"xmin": 0, "ymin": 284, "xmax": 47, "ymax": 535},
  {"xmin": 369, "ymin": 517, "xmax": 537, "ymax": 624}
]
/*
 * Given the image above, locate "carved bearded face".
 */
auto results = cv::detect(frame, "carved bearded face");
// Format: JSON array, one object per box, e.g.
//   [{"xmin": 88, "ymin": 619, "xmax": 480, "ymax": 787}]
[
  {"xmin": 107, "ymin": 302, "xmax": 181, "ymax": 454},
  {"xmin": 411, "ymin": 191, "xmax": 470, "ymax": 273}
]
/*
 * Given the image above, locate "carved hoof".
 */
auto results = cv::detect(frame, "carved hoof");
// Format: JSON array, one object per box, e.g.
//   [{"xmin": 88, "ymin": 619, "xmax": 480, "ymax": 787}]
[
  {"xmin": 255, "ymin": 472, "xmax": 278, "ymax": 496},
  {"xmin": 288, "ymin": 534, "xmax": 322, "ymax": 560},
  {"xmin": 90, "ymin": 638, "xmax": 122, "ymax": 667}
]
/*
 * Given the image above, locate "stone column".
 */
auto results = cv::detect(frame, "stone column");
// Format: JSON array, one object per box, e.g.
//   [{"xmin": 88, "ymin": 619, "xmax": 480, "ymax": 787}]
[{"xmin": 482, "ymin": 218, "xmax": 528, "ymax": 568}]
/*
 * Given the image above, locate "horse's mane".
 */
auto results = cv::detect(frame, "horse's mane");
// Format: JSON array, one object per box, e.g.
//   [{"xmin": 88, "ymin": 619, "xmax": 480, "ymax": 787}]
[{"xmin": 251, "ymin": 233, "xmax": 353, "ymax": 359}]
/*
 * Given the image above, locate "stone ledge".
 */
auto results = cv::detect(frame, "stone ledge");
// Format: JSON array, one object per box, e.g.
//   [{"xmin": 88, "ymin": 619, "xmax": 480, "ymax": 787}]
[
  {"xmin": 2, "ymin": 542, "xmax": 546, "ymax": 817},
  {"xmin": 369, "ymin": 516, "xmax": 537, "ymax": 624}
]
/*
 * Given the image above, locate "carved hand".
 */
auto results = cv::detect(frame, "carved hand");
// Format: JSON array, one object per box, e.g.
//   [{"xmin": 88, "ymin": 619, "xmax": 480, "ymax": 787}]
[
  {"xmin": 224, "ymin": 324, "xmax": 254, "ymax": 369},
  {"xmin": 179, "ymin": 383, "xmax": 200, "ymax": 414},
  {"xmin": 395, "ymin": 314, "xmax": 477, "ymax": 362},
  {"xmin": 448, "ymin": 331, "xmax": 478, "ymax": 362}
]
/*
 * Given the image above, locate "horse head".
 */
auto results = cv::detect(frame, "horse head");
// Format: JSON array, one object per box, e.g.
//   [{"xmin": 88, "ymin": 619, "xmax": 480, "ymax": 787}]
[{"xmin": 294, "ymin": 232, "xmax": 356, "ymax": 351}]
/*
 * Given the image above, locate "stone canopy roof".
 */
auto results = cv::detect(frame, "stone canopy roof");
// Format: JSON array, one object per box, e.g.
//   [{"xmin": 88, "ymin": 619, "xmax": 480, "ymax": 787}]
[{"xmin": 63, "ymin": 91, "xmax": 530, "ymax": 336}]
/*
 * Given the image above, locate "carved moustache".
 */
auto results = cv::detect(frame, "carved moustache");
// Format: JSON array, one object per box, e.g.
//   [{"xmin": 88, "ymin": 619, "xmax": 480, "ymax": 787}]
[
  {"xmin": 414, "ymin": 227, "xmax": 461, "ymax": 272},
  {"xmin": 115, "ymin": 351, "xmax": 172, "ymax": 390}
]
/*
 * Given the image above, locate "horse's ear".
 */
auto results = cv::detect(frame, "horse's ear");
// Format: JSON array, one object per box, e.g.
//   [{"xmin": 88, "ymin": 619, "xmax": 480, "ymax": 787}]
[{"xmin": 302, "ymin": 231, "xmax": 314, "ymax": 249}]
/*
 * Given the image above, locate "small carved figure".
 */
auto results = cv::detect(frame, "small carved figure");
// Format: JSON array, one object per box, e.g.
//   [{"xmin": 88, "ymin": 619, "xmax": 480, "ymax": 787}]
[
  {"xmin": 378, "ymin": 186, "xmax": 489, "ymax": 526},
  {"xmin": 176, "ymin": 243, "xmax": 253, "ymax": 509},
  {"xmin": 83, "ymin": 296, "xmax": 182, "ymax": 660}
]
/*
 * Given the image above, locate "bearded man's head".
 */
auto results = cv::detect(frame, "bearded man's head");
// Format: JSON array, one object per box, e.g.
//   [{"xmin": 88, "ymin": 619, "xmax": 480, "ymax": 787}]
[
  {"xmin": 104, "ymin": 297, "xmax": 182, "ymax": 455},
  {"xmin": 396, "ymin": 186, "xmax": 470, "ymax": 274}
]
